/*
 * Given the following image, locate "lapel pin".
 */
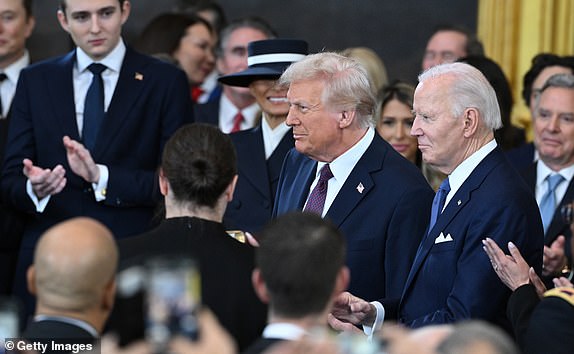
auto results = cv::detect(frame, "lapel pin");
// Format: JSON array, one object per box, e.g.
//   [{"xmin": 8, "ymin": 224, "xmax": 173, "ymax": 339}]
[
  {"xmin": 457, "ymin": 200, "xmax": 461, "ymax": 206},
  {"xmin": 135, "ymin": 72, "xmax": 144, "ymax": 81},
  {"xmin": 356, "ymin": 182, "xmax": 364, "ymax": 194}
]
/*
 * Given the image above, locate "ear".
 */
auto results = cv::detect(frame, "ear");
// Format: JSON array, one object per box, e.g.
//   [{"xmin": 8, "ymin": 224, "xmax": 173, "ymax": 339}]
[
  {"xmin": 251, "ymin": 269, "xmax": 270, "ymax": 304},
  {"xmin": 56, "ymin": 10, "xmax": 69, "ymax": 33},
  {"xmin": 159, "ymin": 168, "xmax": 169, "ymax": 196},
  {"xmin": 24, "ymin": 16, "xmax": 36, "ymax": 39},
  {"xmin": 334, "ymin": 266, "xmax": 350, "ymax": 295},
  {"xmin": 26, "ymin": 266, "xmax": 37, "ymax": 295},
  {"xmin": 338, "ymin": 110, "xmax": 356, "ymax": 129},
  {"xmin": 120, "ymin": 1, "xmax": 131, "ymax": 25},
  {"xmin": 225, "ymin": 175, "xmax": 238, "ymax": 202},
  {"xmin": 462, "ymin": 107, "xmax": 480, "ymax": 138},
  {"xmin": 102, "ymin": 279, "xmax": 117, "ymax": 312}
]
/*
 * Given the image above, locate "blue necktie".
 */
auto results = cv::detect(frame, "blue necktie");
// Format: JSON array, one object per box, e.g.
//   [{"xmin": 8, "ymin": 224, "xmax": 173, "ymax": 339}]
[
  {"xmin": 83, "ymin": 63, "xmax": 107, "ymax": 150},
  {"xmin": 304, "ymin": 164, "xmax": 333, "ymax": 216},
  {"xmin": 428, "ymin": 178, "xmax": 450, "ymax": 233},
  {"xmin": 540, "ymin": 173, "xmax": 564, "ymax": 233}
]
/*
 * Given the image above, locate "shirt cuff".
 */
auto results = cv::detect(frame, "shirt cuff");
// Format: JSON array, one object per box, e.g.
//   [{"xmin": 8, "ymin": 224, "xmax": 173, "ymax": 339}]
[
  {"xmin": 26, "ymin": 179, "xmax": 51, "ymax": 212},
  {"xmin": 92, "ymin": 164, "xmax": 109, "ymax": 202},
  {"xmin": 362, "ymin": 301, "xmax": 385, "ymax": 341}
]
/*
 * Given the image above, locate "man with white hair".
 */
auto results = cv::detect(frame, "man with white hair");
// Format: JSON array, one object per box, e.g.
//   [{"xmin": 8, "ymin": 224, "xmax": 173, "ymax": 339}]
[{"xmin": 329, "ymin": 62, "xmax": 543, "ymax": 333}]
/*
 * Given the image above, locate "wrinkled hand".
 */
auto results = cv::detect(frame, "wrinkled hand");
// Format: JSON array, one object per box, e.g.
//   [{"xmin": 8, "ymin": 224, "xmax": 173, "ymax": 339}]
[
  {"xmin": 553, "ymin": 276, "xmax": 573, "ymax": 288},
  {"xmin": 482, "ymin": 238, "xmax": 530, "ymax": 291},
  {"xmin": 543, "ymin": 235, "xmax": 567, "ymax": 276},
  {"xmin": 327, "ymin": 291, "xmax": 374, "ymax": 334},
  {"xmin": 22, "ymin": 158, "xmax": 66, "ymax": 199},
  {"xmin": 63, "ymin": 136, "xmax": 100, "ymax": 183},
  {"xmin": 169, "ymin": 309, "xmax": 236, "ymax": 354}
]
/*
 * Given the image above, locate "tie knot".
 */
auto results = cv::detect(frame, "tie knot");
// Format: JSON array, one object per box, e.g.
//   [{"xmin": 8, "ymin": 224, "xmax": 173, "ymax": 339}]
[
  {"xmin": 546, "ymin": 174, "xmax": 564, "ymax": 190},
  {"xmin": 0, "ymin": 73, "xmax": 7, "ymax": 82},
  {"xmin": 319, "ymin": 164, "xmax": 333, "ymax": 182},
  {"xmin": 439, "ymin": 177, "xmax": 451, "ymax": 194},
  {"xmin": 88, "ymin": 63, "xmax": 107, "ymax": 75}
]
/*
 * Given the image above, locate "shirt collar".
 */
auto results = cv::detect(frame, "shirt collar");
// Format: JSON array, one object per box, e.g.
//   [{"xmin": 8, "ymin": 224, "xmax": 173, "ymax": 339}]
[
  {"xmin": 448, "ymin": 139, "xmax": 497, "ymax": 196},
  {"xmin": 34, "ymin": 315, "xmax": 99, "ymax": 338},
  {"xmin": 76, "ymin": 39, "xmax": 126, "ymax": 73},
  {"xmin": 317, "ymin": 128, "xmax": 375, "ymax": 184},
  {"xmin": 536, "ymin": 159, "xmax": 574, "ymax": 187},
  {"xmin": 3, "ymin": 51, "xmax": 29, "ymax": 84},
  {"xmin": 262, "ymin": 323, "xmax": 307, "ymax": 340}
]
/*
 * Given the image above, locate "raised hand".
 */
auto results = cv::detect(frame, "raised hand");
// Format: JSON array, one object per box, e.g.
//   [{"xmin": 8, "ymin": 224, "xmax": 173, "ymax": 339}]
[{"xmin": 23, "ymin": 158, "xmax": 66, "ymax": 199}]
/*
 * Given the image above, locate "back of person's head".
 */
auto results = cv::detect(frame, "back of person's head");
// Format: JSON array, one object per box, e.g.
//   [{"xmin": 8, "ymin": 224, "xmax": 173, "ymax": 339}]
[
  {"xmin": 280, "ymin": 52, "xmax": 376, "ymax": 127},
  {"xmin": 436, "ymin": 320, "xmax": 518, "ymax": 354},
  {"xmin": 255, "ymin": 212, "xmax": 347, "ymax": 318},
  {"xmin": 216, "ymin": 16, "xmax": 276, "ymax": 58},
  {"xmin": 28, "ymin": 217, "xmax": 117, "ymax": 314},
  {"xmin": 135, "ymin": 12, "xmax": 212, "ymax": 57},
  {"xmin": 341, "ymin": 46, "xmax": 388, "ymax": 92},
  {"xmin": 161, "ymin": 123, "xmax": 236, "ymax": 208},
  {"xmin": 419, "ymin": 62, "xmax": 502, "ymax": 131},
  {"xmin": 522, "ymin": 53, "xmax": 574, "ymax": 106}
]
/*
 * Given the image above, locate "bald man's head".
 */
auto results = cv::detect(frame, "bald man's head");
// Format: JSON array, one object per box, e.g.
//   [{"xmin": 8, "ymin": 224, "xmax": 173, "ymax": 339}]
[{"xmin": 28, "ymin": 217, "xmax": 118, "ymax": 314}]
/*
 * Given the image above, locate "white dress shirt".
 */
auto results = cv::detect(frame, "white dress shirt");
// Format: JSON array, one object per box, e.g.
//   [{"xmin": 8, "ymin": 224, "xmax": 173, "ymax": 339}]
[
  {"xmin": 0, "ymin": 51, "xmax": 29, "ymax": 118},
  {"xmin": 535, "ymin": 159, "xmax": 574, "ymax": 210},
  {"xmin": 304, "ymin": 128, "xmax": 374, "ymax": 217},
  {"xmin": 219, "ymin": 93, "xmax": 259, "ymax": 133},
  {"xmin": 261, "ymin": 116, "xmax": 291, "ymax": 159},
  {"xmin": 27, "ymin": 40, "xmax": 126, "ymax": 211}
]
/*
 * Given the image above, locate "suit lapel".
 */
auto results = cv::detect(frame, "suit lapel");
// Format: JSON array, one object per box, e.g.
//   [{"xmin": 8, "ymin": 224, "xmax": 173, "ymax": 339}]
[
  {"xmin": 324, "ymin": 136, "xmax": 383, "ymax": 227},
  {"xmin": 295, "ymin": 157, "xmax": 317, "ymax": 209},
  {"xmin": 268, "ymin": 129, "xmax": 294, "ymax": 186},
  {"xmin": 93, "ymin": 48, "xmax": 147, "ymax": 157},
  {"xmin": 546, "ymin": 178, "xmax": 574, "ymax": 240},
  {"xmin": 235, "ymin": 127, "xmax": 271, "ymax": 199},
  {"xmin": 403, "ymin": 148, "xmax": 503, "ymax": 295},
  {"xmin": 49, "ymin": 51, "xmax": 80, "ymax": 141}
]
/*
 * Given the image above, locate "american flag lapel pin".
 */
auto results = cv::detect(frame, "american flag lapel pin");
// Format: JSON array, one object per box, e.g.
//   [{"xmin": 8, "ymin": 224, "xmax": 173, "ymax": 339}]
[
  {"xmin": 135, "ymin": 72, "xmax": 143, "ymax": 81},
  {"xmin": 357, "ymin": 182, "xmax": 364, "ymax": 194}
]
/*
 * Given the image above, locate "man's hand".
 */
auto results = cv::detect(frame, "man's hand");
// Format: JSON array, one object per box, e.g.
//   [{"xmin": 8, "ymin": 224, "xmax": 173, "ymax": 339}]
[
  {"xmin": 327, "ymin": 291, "xmax": 375, "ymax": 334},
  {"xmin": 23, "ymin": 158, "xmax": 66, "ymax": 199},
  {"xmin": 529, "ymin": 267, "xmax": 548, "ymax": 298},
  {"xmin": 543, "ymin": 235, "xmax": 567, "ymax": 276},
  {"xmin": 63, "ymin": 136, "xmax": 100, "ymax": 183},
  {"xmin": 482, "ymin": 238, "xmax": 530, "ymax": 291}
]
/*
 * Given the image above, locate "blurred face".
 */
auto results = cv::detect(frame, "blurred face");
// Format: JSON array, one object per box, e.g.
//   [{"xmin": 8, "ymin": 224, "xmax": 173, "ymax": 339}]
[
  {"xmin": 422, "ymin": 31, "xmax": 467, "ymax": 71},
  {"xmin": 411, "ymin": 76, "xmax": 466, "ymax": 174},
  {"xmin": 534, "ymin": 87, "xmax": 574, "ymax": 170},
  {"xmin": 529, "ymin": 66, "xmax": 573, "ymax": 113},
  {"xmin": 173, "ymin": 23, "xmax": 215, "ymax": 86},
  {"xmin": 286, "ymin": 79, "xmax": 344, "ymax": 162},
  {"xmin": 57, "ymin": 0, "xmax": 129, "ymax": 61},
  {"xmin": 217, "ymin": 27, "xmax": 269, "ymax": 95},
  {"xmin": 377, "ymin": 99, "xmax": 418, "ymax": 163},
  {"xmin": 0, "ymin": 0, "xmax": 34, "ymax": 68},
  {"xmin": 249, "ymin": 79, "xmax": 288, "ymax": 118}
]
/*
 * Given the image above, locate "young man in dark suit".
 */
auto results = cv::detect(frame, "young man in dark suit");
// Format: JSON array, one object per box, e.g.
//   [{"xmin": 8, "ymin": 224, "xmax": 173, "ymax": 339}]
[
  {"xmin": 244, "ymin": 212, "xmax": 349, "ymax": 354},
  {"xmin": 1, "ymin": 0, "xmax": 192, "ymax": 317},
  {"xmin": 0, "ymin": 0, "xmax": 35, "ymax": 295},
  {"xmin": 329, "ymin": 62, "xmax": 543, "ymax": 334},
  {"xmin": 274, "ymin": 52, "xmax": 434, "ymax": 303}
]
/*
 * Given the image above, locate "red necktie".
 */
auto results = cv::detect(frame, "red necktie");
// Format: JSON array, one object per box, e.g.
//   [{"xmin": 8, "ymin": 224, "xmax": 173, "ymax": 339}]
[
  {"xmin": 191, "ymin": 86, "xmax": 204, "ymax": 103},
  {"xmin": 231, "ymin": 111, "xmax": 244, "ymax": 133}
]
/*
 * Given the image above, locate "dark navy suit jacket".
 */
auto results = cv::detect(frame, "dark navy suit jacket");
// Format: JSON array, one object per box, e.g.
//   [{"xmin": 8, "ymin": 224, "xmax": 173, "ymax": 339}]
[
  {"xmin": 505, "ymin": 142, "xmax": 535, "ymax": 172},
  {"xmin": 399, "ymin": 148, "xmax": 544, "ymax": 329},
  {"xmin": 194, "ymin": 98, "xmax": 219, "ymax": 127},
  {"xmin": 274, "ymin": 133, "xmax": 434, "ymax": 301},
  {"xmin": 0, "ymin": 47, "xmax": 192, "ymax": 311},
  {"xmin": 225, "ymin": 125, "xmax": 294, "ymax": 234}
]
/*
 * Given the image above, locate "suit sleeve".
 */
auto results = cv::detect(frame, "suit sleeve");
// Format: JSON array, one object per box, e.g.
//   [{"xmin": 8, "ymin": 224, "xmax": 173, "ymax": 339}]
[{"xmin": 103, "ymin": 68, "xmax": 191, "ymax": 207}]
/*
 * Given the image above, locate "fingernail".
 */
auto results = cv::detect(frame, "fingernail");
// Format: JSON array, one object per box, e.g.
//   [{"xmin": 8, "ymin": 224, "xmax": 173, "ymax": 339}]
[{"xmin": 508, "ymin": 242, "xmax": 516, "ymax": 249}]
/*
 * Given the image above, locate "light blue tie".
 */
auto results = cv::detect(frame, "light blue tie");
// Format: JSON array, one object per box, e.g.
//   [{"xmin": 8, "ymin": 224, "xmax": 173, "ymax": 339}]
[
  {"xmin": 540, "ymin": 173, "xmax": 564, "ymax": 233},
  {"xmin": 428, "ymin": 178, "xmax": 450, "ymax": 233}
]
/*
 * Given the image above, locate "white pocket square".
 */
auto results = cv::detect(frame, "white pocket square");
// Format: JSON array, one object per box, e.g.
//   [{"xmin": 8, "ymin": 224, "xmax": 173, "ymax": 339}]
[{"xmin": 434, "ymin": 232, "xmax": 454, "ymax": 244}]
